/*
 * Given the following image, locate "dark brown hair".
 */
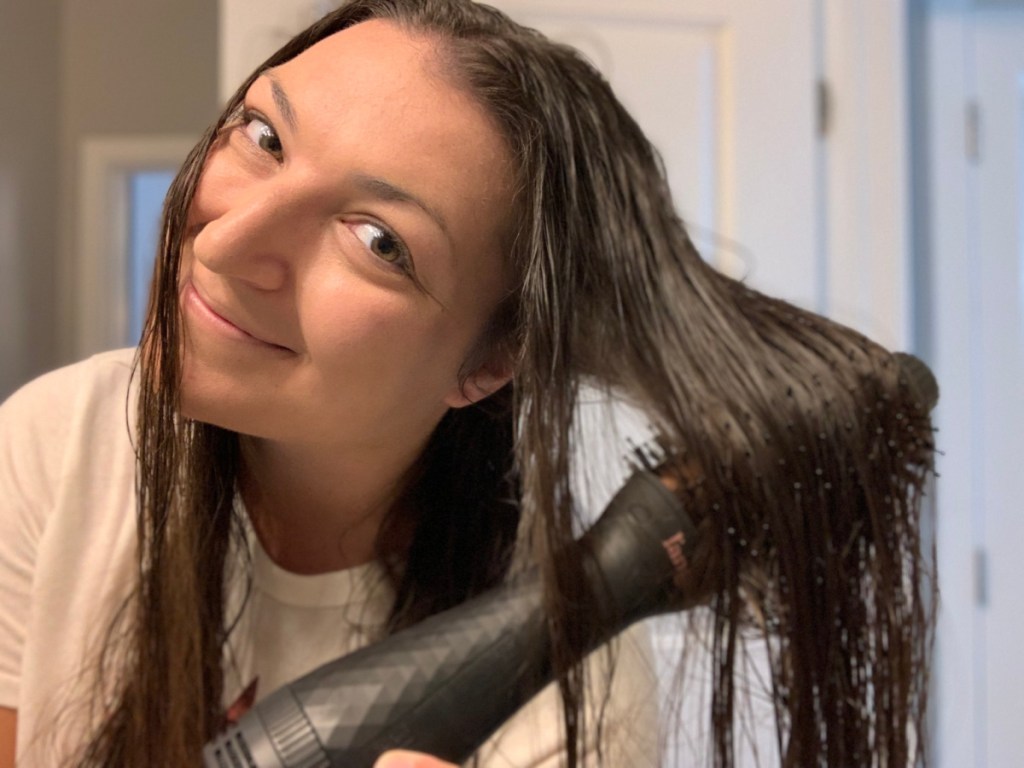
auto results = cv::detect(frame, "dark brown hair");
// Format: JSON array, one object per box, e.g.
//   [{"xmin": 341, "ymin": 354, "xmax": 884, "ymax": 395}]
[{"xmin": 79, "ymin": 1, "xmax": 936, "ymax": 766}]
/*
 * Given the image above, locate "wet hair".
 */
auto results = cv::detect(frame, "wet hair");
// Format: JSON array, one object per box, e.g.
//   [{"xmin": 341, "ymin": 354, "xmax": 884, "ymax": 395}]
[{"xmin": 79, "ymin": 1, "xmax": 936, "ymax": 766}]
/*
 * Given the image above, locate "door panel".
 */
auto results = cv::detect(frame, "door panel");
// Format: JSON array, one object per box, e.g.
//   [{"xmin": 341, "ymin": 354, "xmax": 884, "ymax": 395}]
[
  {"xmin": 490, "ymin": 0, "xmax": 818, "ymax": 308},
  {"xmin": 488, "ymin": 3, "xmax": 813, "ymax": 765},
  {"xmin": 219, "ymin": 1, "xmax": 818, "ymax": 765}
]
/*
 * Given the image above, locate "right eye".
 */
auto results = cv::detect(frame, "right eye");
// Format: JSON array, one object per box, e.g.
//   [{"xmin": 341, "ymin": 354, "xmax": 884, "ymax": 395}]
[
  {"xmin": 349, "ymin": 221, "xmax": 414, "ymax": 275},
  {"xmin": 240, "ymin": 111, "xmax": 283, "ymax": 159}
]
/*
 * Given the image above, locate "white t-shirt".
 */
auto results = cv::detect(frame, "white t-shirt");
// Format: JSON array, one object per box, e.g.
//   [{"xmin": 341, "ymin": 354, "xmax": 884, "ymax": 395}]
[{"xmin": 0, "ymin": 350, "xmax": 659, "ymax": 766}]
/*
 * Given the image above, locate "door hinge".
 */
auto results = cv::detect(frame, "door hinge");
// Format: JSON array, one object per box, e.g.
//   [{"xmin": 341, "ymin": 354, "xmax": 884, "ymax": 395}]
[
  {"xmin": 817, "ymin": 80, "xmax": 832, "ymax": 138},
  {"xmin": 974, "ymin": 547, "xmax": 988, "ymax": 607},
  {"xmin": 966, "ymin": 101, "xmax": 981, "ymax": 163}
]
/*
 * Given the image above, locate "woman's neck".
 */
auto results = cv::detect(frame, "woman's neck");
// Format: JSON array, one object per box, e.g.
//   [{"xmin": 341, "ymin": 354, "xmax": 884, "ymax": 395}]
[{"xmin": 238, "ymin": 432, "xmax": 427, "ymax": 575}]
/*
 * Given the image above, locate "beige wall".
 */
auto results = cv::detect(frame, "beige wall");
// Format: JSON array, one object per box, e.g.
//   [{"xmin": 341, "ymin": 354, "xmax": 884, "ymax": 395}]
[
  {"xmin": 0, "ymin": 0, "xmax": 61, "ymax": 398},
  {"xmin": 56, "ymin": 0, "xmax": 219, "ymax": 367},
  {"xmin": 0, "ymin": 0, "xmax": 218, "ymax": 399},
  {"xmin": 60, "ymin": 0, "xmax": 218, "ymax": 139}
]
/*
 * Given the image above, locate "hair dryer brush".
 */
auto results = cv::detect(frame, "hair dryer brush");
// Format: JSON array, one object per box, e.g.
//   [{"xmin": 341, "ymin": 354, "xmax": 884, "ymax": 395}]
[
  {"xmin": 203, "ymin": 457, "xmax": 697, "ymax": 767},
  {"xmin": 203, "ymin": 354, "xmax": 938, "ymax": 768}
]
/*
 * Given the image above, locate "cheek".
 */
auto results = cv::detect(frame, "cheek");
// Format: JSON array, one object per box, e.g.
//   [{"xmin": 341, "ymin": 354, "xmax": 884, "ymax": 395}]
[
  {"xmin": 299, "ymin": 286, "xmax": 468, "ymax": 389},
  {"xmin": 188, "ymin": 141, "xmax": 247, "ymax": 227}
]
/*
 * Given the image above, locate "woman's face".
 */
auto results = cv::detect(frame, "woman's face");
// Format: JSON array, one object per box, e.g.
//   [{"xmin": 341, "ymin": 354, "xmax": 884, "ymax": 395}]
[{"xmin": 179, "ymin": 20, "xmax": 513, "ymax": 451}]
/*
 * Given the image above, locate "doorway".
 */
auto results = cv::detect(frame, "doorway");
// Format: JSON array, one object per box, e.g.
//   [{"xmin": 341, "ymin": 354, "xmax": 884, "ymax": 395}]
[{"xmin": 74, "ymin": 136, "xmax": 192, "ymax": 356}]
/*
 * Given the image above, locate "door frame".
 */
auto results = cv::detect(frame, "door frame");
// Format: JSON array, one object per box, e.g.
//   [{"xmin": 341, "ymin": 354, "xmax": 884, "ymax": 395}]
[{"xmin": 71, "ymin": 135, "xmax": 194, "ymax": 358}]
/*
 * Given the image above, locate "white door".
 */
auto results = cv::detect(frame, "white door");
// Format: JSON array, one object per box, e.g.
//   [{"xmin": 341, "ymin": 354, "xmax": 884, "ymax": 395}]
[
  {"xmin": 221, "ymin": 1, "xmax": 819, "ymax": 765},
  {"xmin": 964, "ymin": 13, "xmax": 1024, "ymax": 768},
  {"xmin": 485, "ymin": 3, "xmax": 816, "ymax": 766},
  {"xmin": 925, "ymin": 4, "xmax": 1024, "ymax": 767},
  {"xmin": 475, "ymin": 0, "xmax": 822, "ymax": 308}
]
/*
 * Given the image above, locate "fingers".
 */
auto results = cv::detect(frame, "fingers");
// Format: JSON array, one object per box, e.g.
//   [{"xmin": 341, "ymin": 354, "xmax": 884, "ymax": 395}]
[{"xmin": 373, "ymin": 749, "xmax": 459, "ymax": 768}]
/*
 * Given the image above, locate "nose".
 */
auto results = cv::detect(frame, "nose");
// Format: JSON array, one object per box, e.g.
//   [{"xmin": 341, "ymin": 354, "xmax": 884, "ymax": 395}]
[{"xmin": 188, "ymin": 162, "xmax": 319, "ymax": 291}]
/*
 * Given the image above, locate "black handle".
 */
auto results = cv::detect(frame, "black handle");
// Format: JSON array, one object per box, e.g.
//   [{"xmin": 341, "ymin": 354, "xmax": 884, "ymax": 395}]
[{"xmin": 203, "ymin": 470, "xmax": 697, "ymax": 768}]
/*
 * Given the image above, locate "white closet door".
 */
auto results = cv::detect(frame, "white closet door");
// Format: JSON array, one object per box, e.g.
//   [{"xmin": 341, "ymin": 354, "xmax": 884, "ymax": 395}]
[
  {"xmin": 219, "ymin": 2, "xmax": 820, "ymax": 765},
  {"xmin": 486, "ymin": 3, "xmax": 816, "ymax": 766},
  {"xmin": 966, "ymin": 13, "xmax": 1024, "ymax": 768},
  {"xmin": 925, "ymin": 4, "xmax": 1024, "ymax": 767}
]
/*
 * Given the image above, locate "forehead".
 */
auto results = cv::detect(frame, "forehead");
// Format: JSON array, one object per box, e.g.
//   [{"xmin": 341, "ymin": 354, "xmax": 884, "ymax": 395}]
[
  {"xmin": 266, "ymin": 20, "xmax": 512, "ymax": 275},
  {"xmin": 277, "ymin": 19, "xmax": 443, "ymax": 107},
  {"xmin": 270, "ymin": 20, "xmax": 507, "ymax": 182}
]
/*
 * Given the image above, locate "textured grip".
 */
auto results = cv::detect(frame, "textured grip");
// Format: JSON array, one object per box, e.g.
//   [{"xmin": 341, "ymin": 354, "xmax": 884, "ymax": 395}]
[
  {"xmin": 203, "ymin": 470, "xmax": 696, "ymax": 768},
  {"xmin": 312, "ymin": 576, "xmax": 546, "ymax": 761}
]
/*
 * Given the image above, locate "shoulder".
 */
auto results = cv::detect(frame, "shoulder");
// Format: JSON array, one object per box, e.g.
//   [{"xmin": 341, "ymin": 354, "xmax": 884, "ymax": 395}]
[
  {"xmin": 0, "ymin": 348, "xmax": 137, "ymax": 439},
  {"xmin": 0, "ymin": 350, "xmax": 140, "ymax": 750},
  {"xmin": 0, "ymin": 347, "xmax": 137, "ymax": 433},
  {"xmin": 0, "ymin": 348, "xmax": 139, "ymax": 567},
  {"xmin": 1, "ymin": 347, "xmax": 136, "ymax": 405}
]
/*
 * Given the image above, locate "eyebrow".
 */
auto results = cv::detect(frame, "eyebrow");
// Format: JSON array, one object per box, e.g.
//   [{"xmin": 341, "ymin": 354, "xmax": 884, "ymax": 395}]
[
  {"xmin": 351, "ymin": 174, "xmax": 451, "ymax": 238},
  {"xmin": 259, "ymin": 72, "xmax": 450, "ymax": 242},
  {"xmin": 264, "ymin": 71, "xmax": 298, "ymax": 132}
]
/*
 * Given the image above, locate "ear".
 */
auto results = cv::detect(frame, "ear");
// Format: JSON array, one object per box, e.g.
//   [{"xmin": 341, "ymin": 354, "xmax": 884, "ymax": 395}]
[{"xmin": 443, "ymin": 354, "xmax": 514, "ymax": 409}]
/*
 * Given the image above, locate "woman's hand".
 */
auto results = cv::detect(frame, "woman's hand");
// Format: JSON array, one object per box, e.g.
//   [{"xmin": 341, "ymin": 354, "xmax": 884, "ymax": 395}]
[{"xmin": 374, "ymin": 750, "xmax": 458, "ymax": 768}]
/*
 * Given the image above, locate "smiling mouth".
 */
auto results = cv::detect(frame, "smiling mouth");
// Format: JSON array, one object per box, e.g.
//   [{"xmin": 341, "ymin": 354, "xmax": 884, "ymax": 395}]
[{"xmin": 183, "ymin": 280, "xmax": 295, "ymax": 353}]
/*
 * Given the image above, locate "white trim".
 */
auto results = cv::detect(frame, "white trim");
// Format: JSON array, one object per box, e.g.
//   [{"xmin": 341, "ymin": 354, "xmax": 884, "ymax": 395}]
[{"xmin": 74, "ymin": 135, "xmax": 194, "ymax": 358}]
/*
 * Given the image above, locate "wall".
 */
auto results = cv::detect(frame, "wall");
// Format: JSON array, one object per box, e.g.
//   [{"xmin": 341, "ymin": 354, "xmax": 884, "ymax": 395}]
[
  {"xmin": 0, "ymin": 0, "xmax": 61, "ymax": 398},
  {"xmin": 57, "ymin": 0, "xmax": 220, "ymax": 364},
  {"xmin": 0, "ymin": 0, "xmax": 219, "ymax": 400}
]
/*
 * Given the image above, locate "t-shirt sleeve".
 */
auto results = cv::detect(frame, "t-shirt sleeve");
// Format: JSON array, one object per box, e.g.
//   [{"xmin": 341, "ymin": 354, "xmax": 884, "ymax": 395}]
[
  {"xmin": 0, "ymin": 367, "xmax": 77, "ymax": 708},
  {"xmin": 474, "ymin": 622, "xmax": 661, "ymax": 767}
]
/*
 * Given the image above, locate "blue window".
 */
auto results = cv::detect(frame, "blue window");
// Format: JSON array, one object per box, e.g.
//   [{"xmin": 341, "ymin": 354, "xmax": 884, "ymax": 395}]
[{"xmin": 128, "ymin": 170, "xmax": 175, "ymax": 344}]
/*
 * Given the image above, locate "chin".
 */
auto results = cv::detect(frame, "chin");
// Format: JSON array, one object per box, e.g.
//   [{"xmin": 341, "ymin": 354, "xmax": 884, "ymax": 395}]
[
  {"xmin": 179, "ymin": 393, "xmax": 236, "ymax": 432},
  {"xmin": 179, "ymin": 371, "xmax": 249, "ymax": 434}
]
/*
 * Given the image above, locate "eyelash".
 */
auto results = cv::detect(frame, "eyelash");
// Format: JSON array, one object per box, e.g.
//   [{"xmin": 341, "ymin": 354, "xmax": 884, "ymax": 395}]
[
  {"xmin": 237, "ymin": 108, "xmax": 283, "ymax": 159},
  {"xmin": 347, "ymin": 221, "xmax": 416, "ymax": 277}
]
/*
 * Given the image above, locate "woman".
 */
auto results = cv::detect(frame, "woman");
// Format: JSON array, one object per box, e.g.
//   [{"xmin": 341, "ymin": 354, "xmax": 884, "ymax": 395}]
[{"xmin": 0, "ymin": 1, "xmax": 936, "ymax": 766}]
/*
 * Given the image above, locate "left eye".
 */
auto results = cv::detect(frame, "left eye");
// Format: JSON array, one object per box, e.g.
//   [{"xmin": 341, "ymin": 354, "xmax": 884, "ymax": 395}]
[
  {"xmin": 350, "ymin": 222, "xmax": 412, "ymax": 270},
  {"xmin": 242, "ymin": 113, "xmax": 282, "ymax": 158}
]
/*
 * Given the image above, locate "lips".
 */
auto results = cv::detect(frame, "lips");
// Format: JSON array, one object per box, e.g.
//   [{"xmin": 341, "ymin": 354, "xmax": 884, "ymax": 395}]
[{"xmin": 183, "ymin": 280, "xmax": 294, "ymax": 353}]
